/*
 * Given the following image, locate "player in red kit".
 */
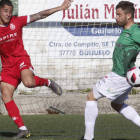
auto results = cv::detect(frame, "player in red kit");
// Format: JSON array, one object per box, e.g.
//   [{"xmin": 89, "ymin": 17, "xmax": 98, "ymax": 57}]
[{"xmin": 0, "ymin": 0, "xmax": 72, "ymax": 139}]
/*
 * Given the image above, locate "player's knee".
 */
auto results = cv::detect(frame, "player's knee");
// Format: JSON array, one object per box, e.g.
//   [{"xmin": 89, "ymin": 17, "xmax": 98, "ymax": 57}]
[
  {"xmin": 1, "ymin": 93, "xmax": 7, "ymax": 101},
  {"xmin": 23, "ymin": 79, "xmax": 35, "ymax": 88},
  {"xmin": 111, "ymin": 102, "xmax": 124, "ymax": 112},
  {"xmin": 87, "ymin": 90, "xmax": 97, "ymax": 101},
  {"xmin": 1, "ymin": 93, "xmax": 12, "ymax": 103}
]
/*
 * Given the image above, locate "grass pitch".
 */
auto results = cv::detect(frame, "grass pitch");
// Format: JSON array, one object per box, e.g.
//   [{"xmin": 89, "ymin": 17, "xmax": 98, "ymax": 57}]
[{"xmin": 0, "ymin": 114, "xmax": 140, "ymax": 140}]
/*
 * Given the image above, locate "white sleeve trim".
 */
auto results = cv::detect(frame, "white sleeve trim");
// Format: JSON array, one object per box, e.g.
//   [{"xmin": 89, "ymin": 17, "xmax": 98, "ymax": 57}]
[{"xmin": 27, "ymin": 15, "xmax": 30, "ymax": 24}]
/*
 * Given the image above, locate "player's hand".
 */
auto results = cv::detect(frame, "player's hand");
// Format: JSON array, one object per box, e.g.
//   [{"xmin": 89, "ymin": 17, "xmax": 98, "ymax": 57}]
[{"xmin": 60, "ymin": 0, "xmax": 73, "ymax": 10}]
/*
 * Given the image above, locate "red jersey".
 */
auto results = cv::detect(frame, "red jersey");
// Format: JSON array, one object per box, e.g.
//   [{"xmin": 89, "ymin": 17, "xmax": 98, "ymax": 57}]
[{"xmin": 0, "ymin": 16, "xmax": 29, "ymax": 68}]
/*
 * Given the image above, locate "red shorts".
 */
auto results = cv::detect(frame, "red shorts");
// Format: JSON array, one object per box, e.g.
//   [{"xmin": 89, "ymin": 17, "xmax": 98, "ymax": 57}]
[{"xmin": 0, "ymin": 58, "xmax": 34, "ymax": 88}]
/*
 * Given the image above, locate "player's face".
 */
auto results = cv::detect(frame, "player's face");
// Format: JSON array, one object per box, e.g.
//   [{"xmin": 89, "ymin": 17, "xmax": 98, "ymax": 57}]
[
  {"xmin": 115, "ymin": 8, "xmax": 127, "ymax": 27},
  {"xmin": 0, "ymin": 4, "xmax": 13, "ymax": 25}
]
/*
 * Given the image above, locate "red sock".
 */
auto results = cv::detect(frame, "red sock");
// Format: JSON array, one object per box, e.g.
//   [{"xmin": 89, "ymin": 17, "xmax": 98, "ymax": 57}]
[
  {"xmin": 34, "ymin": 76, "xmax": 49, "ymax": 87},
  {"xmin": 5, "ymin": 100, "xmax": 25, "ymax": 128}
]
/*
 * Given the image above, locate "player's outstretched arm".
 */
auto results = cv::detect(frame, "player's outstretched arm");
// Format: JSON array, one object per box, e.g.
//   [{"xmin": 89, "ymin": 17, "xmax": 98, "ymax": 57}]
[{"xmin": 29, "ymin": 0, "xmax": 73, "ymax": 23}]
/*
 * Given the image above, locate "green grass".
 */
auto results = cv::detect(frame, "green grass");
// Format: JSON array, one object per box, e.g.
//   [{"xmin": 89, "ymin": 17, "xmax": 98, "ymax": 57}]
[{"xmin": 0, "ymin": 114, "xmax": 140, "ymax": 139}]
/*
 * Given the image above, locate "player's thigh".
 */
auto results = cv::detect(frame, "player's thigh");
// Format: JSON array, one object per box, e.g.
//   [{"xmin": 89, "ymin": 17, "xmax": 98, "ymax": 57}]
[
  {"xmin": 111, "ymin": 86, "xmax": 132, "ymax": 112},
  {"xmin": 0, "ymin": 82, "xmax": 16, "ymax": 103},
  {"xmin": 87, "ymin": 90, "xmax": 97, "ymax": 101},
  {"xmin": 87, "ymin": 85, "xmax": 104, "ymax": 101},
  {"xmin": 21, "ymin": 69, "xmax": 35, "ymax": 87}
]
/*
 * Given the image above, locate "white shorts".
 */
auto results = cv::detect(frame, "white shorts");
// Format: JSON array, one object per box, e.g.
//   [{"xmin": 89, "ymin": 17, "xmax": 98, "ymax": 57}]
[{"xmin": 93, "ymin": 72, "xmax": 133, "ymax": 104}]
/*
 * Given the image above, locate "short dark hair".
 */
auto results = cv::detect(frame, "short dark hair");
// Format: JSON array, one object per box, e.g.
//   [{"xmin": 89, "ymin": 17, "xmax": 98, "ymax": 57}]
[
  {"xmin": 116, "ymin": 1, "xmax": 135, "ymax": 19},
  {"xmin": 0, "ymin": 0, "xmax": 13, "ymax": 8}
]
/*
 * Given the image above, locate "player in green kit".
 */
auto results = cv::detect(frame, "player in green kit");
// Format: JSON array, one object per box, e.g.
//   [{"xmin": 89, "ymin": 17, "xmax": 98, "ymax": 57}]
[{"xmin": 81, "ymin": 1, "xmax": 140, "ymax": 140}]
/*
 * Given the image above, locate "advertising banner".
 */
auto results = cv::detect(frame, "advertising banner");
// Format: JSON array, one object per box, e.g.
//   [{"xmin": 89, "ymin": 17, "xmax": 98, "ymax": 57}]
[{"xmin": 19, "ymin": 0, "xmax": 140, "ymax": 58}]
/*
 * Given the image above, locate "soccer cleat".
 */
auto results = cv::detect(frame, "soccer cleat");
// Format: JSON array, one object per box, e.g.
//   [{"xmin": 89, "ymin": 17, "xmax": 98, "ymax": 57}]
[
  {"xmin": 48, "ymin": 79, "xmax": 62, "ymax": 96},
  {"xmin": 13, "ymin": 129, "xmax": 31, "ymax": 139},
  {"xmin": 80, "ymin": 136, "xmax": 94, "ymax": 140}
]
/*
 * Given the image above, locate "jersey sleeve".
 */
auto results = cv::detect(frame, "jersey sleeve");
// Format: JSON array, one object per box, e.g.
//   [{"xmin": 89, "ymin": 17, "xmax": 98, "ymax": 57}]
[
  {"xmin": 131, "ymin": 26, "xmax": 140, "ymax": 44},
  {"xmin": 15, "ymin": 16, "xmax": 28, "ymax": 27}
]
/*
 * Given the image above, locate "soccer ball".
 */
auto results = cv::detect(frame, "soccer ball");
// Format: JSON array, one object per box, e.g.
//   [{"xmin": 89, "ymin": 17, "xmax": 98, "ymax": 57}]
[{"xmin": 126, "ymin": 66, "xmax": 140, "ymax": 86}]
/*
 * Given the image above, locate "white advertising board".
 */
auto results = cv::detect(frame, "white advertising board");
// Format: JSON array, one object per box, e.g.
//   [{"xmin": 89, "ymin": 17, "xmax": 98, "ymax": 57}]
[{"xmin": 19, "ymin": 0, "xmax": 140, "ymax": 58}]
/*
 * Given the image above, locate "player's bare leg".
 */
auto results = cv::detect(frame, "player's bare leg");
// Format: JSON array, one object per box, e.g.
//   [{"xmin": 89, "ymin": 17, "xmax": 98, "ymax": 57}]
[
  {"xmin": 1, "ymin": 82, "xmax": 15, "ymax": 103},
  {"xmin": 21, "ymin": 69, "xmax": 62, "ymax": 95},
  {"xmin": 111, "ymin": 102, "xmax": 123, "ymax": 112},
  {"xmin": 81, "ymin": 90, "xmax": 97, "ymax": 140},
  {"xmin": 111, "ymin": 102, "xmax": 140, "ymax": 127},
  {"xmin": 0, "ymin": 82, "xmax": 31, "ymax": 139}
]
